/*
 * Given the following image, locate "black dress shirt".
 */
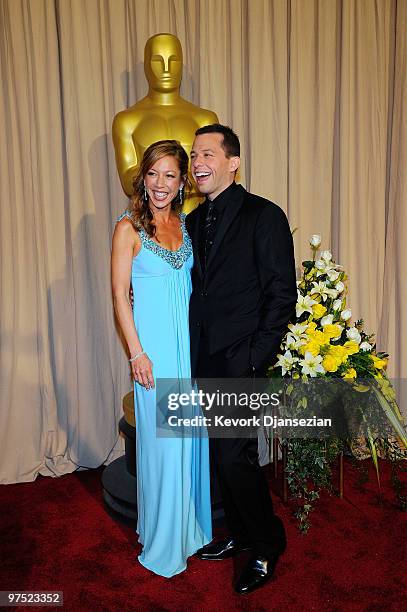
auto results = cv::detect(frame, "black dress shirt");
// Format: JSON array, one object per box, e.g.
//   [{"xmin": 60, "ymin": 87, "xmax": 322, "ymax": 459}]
[{"xmin": 198, "ymin": 182, "xmax": 239, "ymax": 273}]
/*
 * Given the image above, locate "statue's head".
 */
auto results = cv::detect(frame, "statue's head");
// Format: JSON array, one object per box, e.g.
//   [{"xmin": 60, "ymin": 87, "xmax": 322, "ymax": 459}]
[{"xmin": 144, "ymin": 33, "xmax": 183, "ymax": 93}]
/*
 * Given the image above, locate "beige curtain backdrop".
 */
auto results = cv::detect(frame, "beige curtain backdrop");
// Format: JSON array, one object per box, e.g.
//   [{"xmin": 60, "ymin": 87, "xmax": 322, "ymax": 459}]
[{"xmin": 0, "ymin": 0, "xmax": 405, "ymax": 484}]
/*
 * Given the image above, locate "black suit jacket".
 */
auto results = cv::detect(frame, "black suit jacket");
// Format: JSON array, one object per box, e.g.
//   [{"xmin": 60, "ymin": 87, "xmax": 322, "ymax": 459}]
[{"xmin": 186, "ymin": 183, "xmax": 297, "ymax": 377}]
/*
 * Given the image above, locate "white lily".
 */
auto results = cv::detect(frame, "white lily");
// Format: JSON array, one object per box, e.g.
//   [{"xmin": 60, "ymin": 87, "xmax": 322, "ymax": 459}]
[
  {"xmin": 283, "ymin": 334, "xmax": 304, "ymax": 351},
  {"xmin": 276, "ymin": 350, "xmax": 299, "ymax": 376},
  {"xmin": 299, "ymin": 352, "xmax": 325, "ymax": 377},
  {"xmin": 296, "ymin": 293, "xmax": 317, "ymax": 317},
  {"xmin": 333, "ymin": 299, "xmax": 342, "ymax": 311},
  {"xmin": 310, "ymin": 281, "xmax": 338, "ymax": 302},
  {"xmin": 321, "ymin": 250, "xmax": 332, "ymax": 262},
  {"xmin": 336, "ymin": 281, "xmax": 345, "ymax": 293},
  {"xmin": 315, "ymin": 259, "xmax": 333, "ymax": 275},
  {"xmin": 287, "ymin": 322, "xmax": 309, "ymax": 340}
]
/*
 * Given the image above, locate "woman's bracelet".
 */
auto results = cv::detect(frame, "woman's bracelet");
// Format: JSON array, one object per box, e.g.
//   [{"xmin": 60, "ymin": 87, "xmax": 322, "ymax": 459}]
[{"xmin": 129, "ymin": 350, "xmax": 145, "ymax": 363}]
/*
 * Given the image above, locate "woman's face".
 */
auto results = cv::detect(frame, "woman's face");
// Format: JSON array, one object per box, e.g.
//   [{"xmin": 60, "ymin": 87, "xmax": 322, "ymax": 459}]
[{"xmin": 144, "ymin": 155, "xmax": 183, "ymax": 211}]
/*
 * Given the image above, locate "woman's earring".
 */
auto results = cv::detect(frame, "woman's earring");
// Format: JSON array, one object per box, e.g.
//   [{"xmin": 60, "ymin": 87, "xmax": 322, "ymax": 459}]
[
  {"xmin": 179, "ymin": 186, "xmax": 184, "ymax": 205},
  {"xmin": 143, "ymin": 185, "xmax": 148, "ymax": 202}
]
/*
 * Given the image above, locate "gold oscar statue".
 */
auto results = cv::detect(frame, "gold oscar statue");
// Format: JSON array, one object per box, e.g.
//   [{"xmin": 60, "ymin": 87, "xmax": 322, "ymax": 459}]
[{"xmin": 112, "ymin": 33, "xmax": 218, "ymax": 213}]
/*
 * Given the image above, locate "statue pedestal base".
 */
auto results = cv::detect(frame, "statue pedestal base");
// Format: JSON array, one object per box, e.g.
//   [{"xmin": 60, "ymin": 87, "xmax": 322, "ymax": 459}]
[
  {"xmin": 102, "ymin": 394, "xmax": 224, "ymax": 525},
  {"xmin": 102, "ymin": 416, "xmax": 137, "ymax": 520}
]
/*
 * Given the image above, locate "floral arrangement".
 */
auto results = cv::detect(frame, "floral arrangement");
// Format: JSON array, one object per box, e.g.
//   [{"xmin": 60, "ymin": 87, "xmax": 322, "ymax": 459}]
[
  {"xmin": 269, "ymin": 234, "xmax": 406, "ymax": 531},
  {"xmin": 276, "ymin": 234, "xmax": 389, "ymax": 380}
]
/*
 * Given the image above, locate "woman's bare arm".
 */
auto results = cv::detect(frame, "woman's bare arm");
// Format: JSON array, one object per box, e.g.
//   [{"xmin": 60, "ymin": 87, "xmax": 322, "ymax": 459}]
[{"xmin": 111, "ymin": 219, "xmax": 154, "ymax": 389}]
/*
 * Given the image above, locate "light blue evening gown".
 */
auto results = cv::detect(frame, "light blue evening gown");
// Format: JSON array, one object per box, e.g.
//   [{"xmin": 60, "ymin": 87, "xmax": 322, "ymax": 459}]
[{"xmin": 116, "ymin": 211, "xmax": 212, "ymax": 578}]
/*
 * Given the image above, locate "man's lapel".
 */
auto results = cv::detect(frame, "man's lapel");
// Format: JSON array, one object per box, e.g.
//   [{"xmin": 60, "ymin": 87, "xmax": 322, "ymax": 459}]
[{"xmin": 205, "ymin": 184, "xmax": 245, "ymax": 273}]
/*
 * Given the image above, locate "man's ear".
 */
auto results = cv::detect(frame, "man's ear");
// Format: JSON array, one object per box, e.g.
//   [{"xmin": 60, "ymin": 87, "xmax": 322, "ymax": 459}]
[{"xmin": 229, "ymin": 156, "xmax": 240, "ymax": 173}]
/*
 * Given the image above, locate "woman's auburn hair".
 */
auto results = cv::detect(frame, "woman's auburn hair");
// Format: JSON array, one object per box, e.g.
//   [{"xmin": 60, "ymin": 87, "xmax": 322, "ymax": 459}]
[{"xmin": 128, "ymin": 140, "xmax": 190, "ymax": 237}]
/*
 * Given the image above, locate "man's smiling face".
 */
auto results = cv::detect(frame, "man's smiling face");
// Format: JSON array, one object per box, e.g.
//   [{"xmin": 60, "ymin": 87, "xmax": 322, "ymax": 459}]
[{"xmin": 190, "ymin": 133, "xmax": 240, "ymax": 200}]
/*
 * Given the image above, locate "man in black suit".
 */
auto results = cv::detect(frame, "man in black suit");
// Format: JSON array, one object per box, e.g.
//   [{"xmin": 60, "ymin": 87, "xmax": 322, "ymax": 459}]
[{"xmin": 186, "ymin": 124, "xmax": 297, "ymax": 594}]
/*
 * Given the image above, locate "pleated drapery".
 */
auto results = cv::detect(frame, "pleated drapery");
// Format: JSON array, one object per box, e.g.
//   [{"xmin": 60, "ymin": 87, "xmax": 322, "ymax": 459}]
[{"xmin": 1, "ymin": 0, "xmax": 406, "ymax": 483}]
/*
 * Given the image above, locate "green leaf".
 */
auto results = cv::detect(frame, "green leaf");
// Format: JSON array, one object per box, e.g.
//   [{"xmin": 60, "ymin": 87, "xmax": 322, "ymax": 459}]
[
  {"xmin": 371, "ymin": 385, "xmax": 407, "ymax": 448},
  {"xmin": 302, "ymin": 260, "xmax": 315, "ymax": 270},
  {"xmin": 366, "ymin": 427, "xmax": 380, "ymax": 489}
]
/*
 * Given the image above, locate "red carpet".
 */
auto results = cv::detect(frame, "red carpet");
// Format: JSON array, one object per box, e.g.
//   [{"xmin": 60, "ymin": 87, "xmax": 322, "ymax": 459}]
[{"xmin": 0, "ymin": 459, "xmax": 406, "ymax": 611}]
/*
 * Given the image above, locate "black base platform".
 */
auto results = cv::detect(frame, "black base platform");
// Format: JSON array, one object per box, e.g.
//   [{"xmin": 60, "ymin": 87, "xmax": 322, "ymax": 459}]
[
  {"xmin": 102, "ymin": 416, "xmax": 224, "ymax": 525},
  {"xmin": 102, "ymin": 455, "xmax": 138, "ymax": 520}
]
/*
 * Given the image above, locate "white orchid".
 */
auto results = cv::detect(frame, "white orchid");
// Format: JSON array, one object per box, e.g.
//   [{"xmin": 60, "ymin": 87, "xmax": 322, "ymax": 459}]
[
  {"xmin": 296, "ymin": 293, "xmax": 317, "ymax": 317},
  {"xmin": 299, "ymin": 352, "xmax": 325, "ymax": 377},
  {"xmin": 335, "ymin": 281, "xmax": 345, "ymax": 293},
  {"xmin": 309, "ymin": 234, "xmax": 322, "ymax": 248},
  {"xmin": 360, "ymin": 341, "xmax": 373, "ymax": 352},
  {"xmin": 310, "ymin": 281, "xmax": 338, "ymax": 302},
  {"xmin": 346, "ymin": 327, "xmax": 362, "ymax": 344},
  {"xmin": 340, "ymin": 309, "xmax": 352, "ymax": 321},
  {"xmin": 333, "ymin": 299, "xmax": 342, "ymax": 311},
  {"xmin": 276, "ymin": 350, "xmax": 299, "ymax": 376}
]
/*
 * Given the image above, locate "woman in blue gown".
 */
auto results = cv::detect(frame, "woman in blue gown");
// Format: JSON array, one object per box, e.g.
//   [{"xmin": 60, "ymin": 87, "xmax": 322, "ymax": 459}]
[{"xmin": 111, "ymin": 140, "xmax": 212, "ymax": 577}]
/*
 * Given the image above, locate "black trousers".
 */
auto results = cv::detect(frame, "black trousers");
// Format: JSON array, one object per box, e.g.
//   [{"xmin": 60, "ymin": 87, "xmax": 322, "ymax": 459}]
[{"xmin": 196, "ymin": 335, "xmax": 286, "ymax": 558}]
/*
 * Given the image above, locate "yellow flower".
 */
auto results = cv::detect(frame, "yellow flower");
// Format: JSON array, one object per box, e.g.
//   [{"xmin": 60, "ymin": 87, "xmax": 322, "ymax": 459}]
[
  {"xmin": 342, "ymin": 368, "xmax": 357, "ymax": 379},
  {"xmin": 328, "ymin": 345, "xmax": 348, "ymax": 364},
  {"xmin": 306, "ymin": 330, "xmax": 330, "ymax": 345},
  {"xmin": 307, "ymin": 321, "xmax": 317, "ymax": 331},
  {"xmin": 323, "ymin": 324, "xmax": 343, "ymax": 340},
  {"xmin": 322, "ymin": 355, "xmax": 340, "ymax": 372},
  {"xmin": 312, "ymin": 303, "xmax": 327, "ymax": 320},
  {"xmin": 298, "ymin": 340, "xmax": 321, "ymax": 357},
  {"xmin": 371, "ymin": 355, "xmax": 387, "ymax": 370},
  {"xmin": 344, "ymin": 340, "xmax": 359, "ymax": 356}
]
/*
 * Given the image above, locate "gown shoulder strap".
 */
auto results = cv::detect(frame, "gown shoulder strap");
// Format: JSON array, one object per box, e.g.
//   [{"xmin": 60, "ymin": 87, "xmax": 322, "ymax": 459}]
[{"xmin": 116, "ymin": 210, "xmax": 133, "ymax": 223}]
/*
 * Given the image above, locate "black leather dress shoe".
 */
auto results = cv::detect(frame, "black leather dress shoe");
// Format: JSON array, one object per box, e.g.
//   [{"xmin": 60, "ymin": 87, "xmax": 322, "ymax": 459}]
[
  {"xmin": 196, "ymin": 538, "xmax": 251, "ymax": 560},
  {"xmin": 234, "ymin": 554, "xmax": 279, "ymax": 594}
]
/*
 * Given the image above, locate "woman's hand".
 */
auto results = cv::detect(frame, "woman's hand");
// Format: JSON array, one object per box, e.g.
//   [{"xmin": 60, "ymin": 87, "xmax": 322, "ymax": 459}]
[{"xmin": 131, "ymin": 353, "xmax": 154, "ymax": 390}]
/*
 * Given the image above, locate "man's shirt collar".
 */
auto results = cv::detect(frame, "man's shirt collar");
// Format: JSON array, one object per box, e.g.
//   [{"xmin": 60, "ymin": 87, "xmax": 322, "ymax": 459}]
[{"xmin": 207, "ymin": 181, "xmax": 239, "ymax": 213}]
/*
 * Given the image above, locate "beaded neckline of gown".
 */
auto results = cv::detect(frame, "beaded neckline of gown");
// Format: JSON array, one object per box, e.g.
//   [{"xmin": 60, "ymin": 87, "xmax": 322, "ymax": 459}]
[
  {"xmin": 139, "ymin": 213, "xmax": 186, "ymax": 254},
  {"xmin": 115, "ymin": 211, "xmax": 191, "ymax": 270},
  {"xmin": 139, "ymin": 214, "xmax": 192, "ymax": 269}
]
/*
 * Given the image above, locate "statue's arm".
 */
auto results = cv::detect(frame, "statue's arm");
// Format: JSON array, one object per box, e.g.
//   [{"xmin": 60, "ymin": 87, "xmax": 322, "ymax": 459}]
[{"xmin": 112, "ymin": 112, "xmax": 138, "ymax": 197}]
